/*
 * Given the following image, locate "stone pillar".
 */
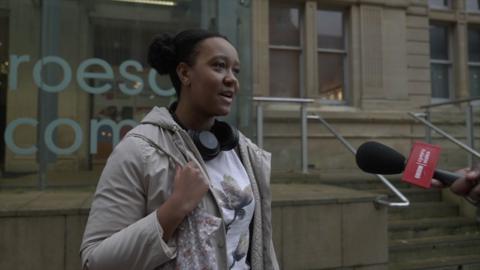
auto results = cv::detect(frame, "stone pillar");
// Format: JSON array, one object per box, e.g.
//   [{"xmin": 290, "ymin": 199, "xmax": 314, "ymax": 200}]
[
  {"xmin": 360, "ymin": 5, "xmax": 384, "ymax": 100},
  {"xmin": 252, "ymin": 0, "xmax": 269, "ymax": 97},
  {"xmin": 454, "ymin": 11, "xmax": 469, "ymax": 98}
]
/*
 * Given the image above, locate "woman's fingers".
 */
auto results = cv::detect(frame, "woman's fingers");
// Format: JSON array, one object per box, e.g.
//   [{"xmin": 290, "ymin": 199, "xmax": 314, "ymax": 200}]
[{"xmin": 170, "ymin": 161, "xmax": 209, "ymax": 214}]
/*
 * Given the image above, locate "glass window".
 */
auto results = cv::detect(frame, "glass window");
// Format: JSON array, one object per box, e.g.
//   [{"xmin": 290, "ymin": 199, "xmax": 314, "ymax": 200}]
[
  {"xmin": 317, "ymin": 10, "xmax": 344, "ymax": 50},
  {"xmin": 269, "ymin": 3, "xmax": 301, "ymax": 47},
  {"xmin": 431, "ymin": 64, "xmax": 450, "ymax": 98},
  {"xmin": 466, "ymin": 0, "xmax": 480, "ymax": 12},
  {"xmin": 428, "ymin": 0, "xmax": 451, "ymax": 9},
  {"xmin": 430, "ymin": 25, "xmax": 449, "ymax": 60},
  {"xmin": 317, "ymin": 9, "xmax": 346, "ymax": 102},
  {"xmin": 429, "ymin": 23, "xmax": 451, "ymax": 99},
  {"xmin": 318, "ymin": 53, "xmax": 344, "ymax": 100},
  {"xmin": 0, "ymin": 14, "xmax": 8, "ymax": 167},
  {"xmin": 468, "ymin": 26, "xmax": 480, "ymax": 96},
  {"xmin": 468, "ymin": 27, "xmax": 480, "ymax": 62},
  {"xmin": 269, "ymin": 2, "xmax": 302, "ymax": 97},
  {"xmin": 91, "ymin": 17, "xmax": 178, "ymax": 163},
  {"xmin": 1, "ymin": 0, "xmax": 219, "ymax": 187},
  {"xmin": 470, "ymin": 67, "xmax": 480, "ymax": 96},
  {"xmin": 269, "ymin": 50, "xmax": 300, "ymax": 97}
]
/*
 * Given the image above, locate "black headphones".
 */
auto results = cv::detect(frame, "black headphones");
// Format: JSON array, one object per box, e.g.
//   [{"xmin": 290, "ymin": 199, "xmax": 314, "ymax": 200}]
[{"xmin": 169, "ymin": 103, "xmax": 239, "ymax": 161}]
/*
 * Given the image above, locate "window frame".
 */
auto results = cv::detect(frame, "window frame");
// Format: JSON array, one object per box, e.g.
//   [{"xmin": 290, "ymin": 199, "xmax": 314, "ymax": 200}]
[
  {"xmin": 466, "ymin": 0, "xmax": 480, "ymax": 13},
  {"xmin": 429, "ymin": 22, "xmax": 454, "ymax": 101},
  {"xmin": 316, "ymin": 7, "xmax": 349, "ymax": 105},
  {"xmin": 468, "ymin": 25, "xmax": 480, "ymax": 96},
  {"xmin": 268, "ymin": 2, "xmax": 305, "ymax": 97},
  {"xmin": 428, "ymin": 0, "xmax": 452, "ymax": 10}
]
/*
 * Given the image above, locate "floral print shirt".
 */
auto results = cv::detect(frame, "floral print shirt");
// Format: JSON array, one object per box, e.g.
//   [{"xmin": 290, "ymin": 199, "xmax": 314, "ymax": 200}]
[{"xmin": 205, "ymin": 150, "xmax": 255, "ymax": 270}]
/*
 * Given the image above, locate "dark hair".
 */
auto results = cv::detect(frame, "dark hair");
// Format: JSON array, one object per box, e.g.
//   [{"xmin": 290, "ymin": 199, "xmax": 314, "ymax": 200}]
[{"xmin": 147, "ymin": 29, "xmax": 227, "ymax": 98}]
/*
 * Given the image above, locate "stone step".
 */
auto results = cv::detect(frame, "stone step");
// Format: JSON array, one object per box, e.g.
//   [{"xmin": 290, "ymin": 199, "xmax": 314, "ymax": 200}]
[
  {"xmin": 389, "ymin": 234, "xmax": 480, "ymax": 262},
  {"xmin": 390, "ymin": 254, "xmax": 480, "ymax": 270},
  {"xmin": 272, "ymin": 177, "xmax": 412, "ymax": 191},
  {"xmin": 370, "ymin": 187, "xmax": 442, "ymax": 203},
  {"xmin": 389, "ymin": 202, "xmax": 459, "ymax": 220},
  {"xmin": 271, "ymin": 172, "xmax": 410, "ymax": 190},
  {"xmin": 389, "ymin": 217, "xmax": 480, "ymax": 240}
]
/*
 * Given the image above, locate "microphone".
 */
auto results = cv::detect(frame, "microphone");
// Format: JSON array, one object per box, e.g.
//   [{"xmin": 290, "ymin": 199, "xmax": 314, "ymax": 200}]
[{"xmin": 355, "ymin": 141, "xmax": 461, "ymax": 186}]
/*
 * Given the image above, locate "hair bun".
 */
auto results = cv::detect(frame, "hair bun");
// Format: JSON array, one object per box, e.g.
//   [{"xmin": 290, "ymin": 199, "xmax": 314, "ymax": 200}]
[{"xmin": 148, "ymin": 33, "xmax": 176, "ymax": 75}]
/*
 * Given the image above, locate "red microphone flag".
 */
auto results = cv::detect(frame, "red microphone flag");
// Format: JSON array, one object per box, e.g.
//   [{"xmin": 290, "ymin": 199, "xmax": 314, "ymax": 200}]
[{"xmin": 402, "ymin": 141, "xmax": 441, "ymax": 189}]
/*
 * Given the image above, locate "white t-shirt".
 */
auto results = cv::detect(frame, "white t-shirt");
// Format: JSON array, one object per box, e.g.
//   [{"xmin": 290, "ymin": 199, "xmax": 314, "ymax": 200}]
[{"xmin": 205, "ymin": 150, "xmax": 255, "ymax": 270}]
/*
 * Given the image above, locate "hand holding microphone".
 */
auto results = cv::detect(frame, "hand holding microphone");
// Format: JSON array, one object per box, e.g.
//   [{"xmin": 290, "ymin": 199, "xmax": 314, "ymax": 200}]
[
  {"xmin": 355, "ymin": 141, "xmax": 480, "ymax": 206},
  {"xmin": 434, "ymin": 165, "xmax": 480, "ymax": 206},
  {"xmin": 355, "ymin": 141, "xmax": 461, "ymax": 186}
]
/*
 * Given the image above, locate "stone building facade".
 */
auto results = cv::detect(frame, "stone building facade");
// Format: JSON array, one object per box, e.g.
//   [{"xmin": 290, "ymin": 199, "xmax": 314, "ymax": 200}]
[{"xmin": 0, "ymin": 0, "xmax": 479, "ymax": 185}]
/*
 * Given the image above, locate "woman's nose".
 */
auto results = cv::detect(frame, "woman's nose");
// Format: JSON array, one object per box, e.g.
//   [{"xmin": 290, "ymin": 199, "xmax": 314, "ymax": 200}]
[{"xmin": 224, "ymin": 71, "xmax": 238, "ymax": 86}]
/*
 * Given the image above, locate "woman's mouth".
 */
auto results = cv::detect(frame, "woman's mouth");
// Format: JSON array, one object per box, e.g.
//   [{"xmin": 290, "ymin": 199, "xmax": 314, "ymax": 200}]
[{"xmin": 219, "ymin": 91, "xmax": 234, "ymax": 103}]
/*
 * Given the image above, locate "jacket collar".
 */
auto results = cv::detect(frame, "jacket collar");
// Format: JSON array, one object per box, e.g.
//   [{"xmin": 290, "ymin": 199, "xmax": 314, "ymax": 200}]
[{"xmin": 140, "ymin": 106, "xmax": 179, "ymax": 131}]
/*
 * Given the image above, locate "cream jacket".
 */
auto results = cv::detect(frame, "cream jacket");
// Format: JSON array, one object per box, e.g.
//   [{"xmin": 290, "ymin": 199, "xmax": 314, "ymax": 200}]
[{"xmin": 80, "ymin": 107, "xmax": 279, "ymax": 270}]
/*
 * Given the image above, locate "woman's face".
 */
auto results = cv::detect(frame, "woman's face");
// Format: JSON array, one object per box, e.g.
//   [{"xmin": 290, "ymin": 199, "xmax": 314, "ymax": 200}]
[{"xmin": 182, "ymin": 37, "xmax": 240, "ymax": 117}]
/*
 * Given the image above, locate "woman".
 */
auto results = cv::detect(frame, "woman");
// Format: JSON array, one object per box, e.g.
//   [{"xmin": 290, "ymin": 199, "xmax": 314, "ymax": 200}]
[{"xmin": 80, "ymin": 29, "xmax": 279, "ymax": 270}]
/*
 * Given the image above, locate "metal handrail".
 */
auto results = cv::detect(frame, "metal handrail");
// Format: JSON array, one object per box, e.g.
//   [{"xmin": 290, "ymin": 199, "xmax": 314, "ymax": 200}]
[
  {"xmin": 252, "ymin": 97, "xmax": 315, "ymax": 103},
  {"xmin": 416, "ymin": 97, "xmax": 480, "ymax": 167},
  {"xmin": 420, "ymin": 96, "xmax": 480, "ymax": 109},
  {"xmin": 252, "ymin": 97, "xmax": 315, "ymax": 174},
  {"xmin": 308, "ymin": 113, "xmax": 410, "ymax": 207},
  {"xmin": 408, "ymin": 112, "xmax": 480, "ymax": 159}
]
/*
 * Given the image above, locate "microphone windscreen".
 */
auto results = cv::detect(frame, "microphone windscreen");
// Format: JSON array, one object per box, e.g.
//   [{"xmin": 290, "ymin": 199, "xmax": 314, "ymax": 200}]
[{"xmin": 355, "ymin": 141, "xmax": 406, "ymax": 174}]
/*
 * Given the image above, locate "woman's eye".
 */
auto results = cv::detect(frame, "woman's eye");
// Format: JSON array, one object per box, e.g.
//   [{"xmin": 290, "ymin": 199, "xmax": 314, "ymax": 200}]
[
  {"xmin": 213, "ymin": 62, "xmax": 226, "ymax": 69},
  {"xmin": 233, "ymin": 68, "xmax": 240, "ymax": 75}
]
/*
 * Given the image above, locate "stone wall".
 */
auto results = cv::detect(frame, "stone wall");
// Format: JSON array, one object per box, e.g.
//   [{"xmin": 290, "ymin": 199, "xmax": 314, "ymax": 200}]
[{"xmin": 0, "ymin": 185, "xmax": 388, "ymax": 270}]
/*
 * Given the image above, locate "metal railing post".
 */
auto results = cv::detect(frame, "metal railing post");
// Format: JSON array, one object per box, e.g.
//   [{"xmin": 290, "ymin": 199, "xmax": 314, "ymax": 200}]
[
  {"xmin": 418, "ymin": 96, "xmax": 480, "ymax": 172},
  {"xmin": 409, "ymin": 112, "xmax": 480, "ymax": 159},
  {"xmin": 466, "ymin": 103, "xmax": 475, "ymax": 168},
  {"xmin": 301, "ymin": 103, "xmax": 308, "ymax": 174},
  {"xmin": 252, "ymin": 97, "xmax": 314, "ymax": 173},
  {"xmin": 425, "ymin": 109, "xmax": 431, "ymax": 143},
  {"xmin": 256, "ymin": 103, "xmax": 263, "ymax": 149},
  {"xmin": 308, "ymin": 113, "xmax": 410, "ymax": 207}
]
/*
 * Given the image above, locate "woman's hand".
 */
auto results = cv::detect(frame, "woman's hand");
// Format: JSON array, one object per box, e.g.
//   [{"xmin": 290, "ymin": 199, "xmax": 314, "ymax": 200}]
[
  {"xmin": 170, "ymin": 161, "xmax": 210, "ymax": 215},
  {"xmin": 156, "ymin": 161, "xmax": 210, "ymax": 241}
]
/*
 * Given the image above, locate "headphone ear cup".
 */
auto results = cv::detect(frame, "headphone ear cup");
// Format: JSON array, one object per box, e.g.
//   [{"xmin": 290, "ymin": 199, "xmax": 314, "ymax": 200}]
[
  {"xmin": 211, "ymin": 121, "xmax": 239, "ymax": 151},
  {"xmin": 190, "ymin": 130, "xmax": 220, "ymax": 161}
]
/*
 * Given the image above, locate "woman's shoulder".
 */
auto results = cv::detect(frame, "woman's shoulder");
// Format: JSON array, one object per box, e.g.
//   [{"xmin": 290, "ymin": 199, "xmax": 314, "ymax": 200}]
[{"xmin": 238, "ymin": 132, "xmax": 271, "ymax": 157}]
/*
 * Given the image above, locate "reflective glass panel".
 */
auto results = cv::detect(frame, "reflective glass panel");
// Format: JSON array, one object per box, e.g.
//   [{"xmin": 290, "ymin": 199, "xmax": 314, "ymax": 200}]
[
  {"xmin": 269, "ymin": 49, "xmax": 300, "ymax": 97},
  {"xmin": 468, "ymin": 27, "xmax": 480, "ymax": 62},
  {"xmin": 1, "ymin": 0, "xmax": 219, "ymax": 187},
  {"xmin": 269, "ymin": 2, "xmax": 301, "ymax": 46},
  {"xmin": 317, "ymin": 10, "xmax": 344, "ymax": 50},
  {"xmin": 470, "ymin": 67, "xmax": 480, "ymax": 97},
  {"xmin": 466, "ymin": 0, "xmax": 480, "ymax": 11},
  {"xmin": 431, "ymin": 64, "xmax": 450, "ymax": 99},
  {"xmin": 430, "ymin": 24, "xmax": 449, "ymax": 60},
  {"xmin": 428, "ymin": 0, "xmax": 451, "ymax": 9},
  {"xmin": 318, "ymin": 53, "xmax": 344, "ymax": 101},
  {"xmin": 0, "ymin": 14, "xmax": 7, "ymax": 167}
]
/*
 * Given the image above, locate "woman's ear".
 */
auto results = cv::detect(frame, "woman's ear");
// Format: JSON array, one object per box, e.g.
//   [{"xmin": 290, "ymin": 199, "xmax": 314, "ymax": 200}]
[{"xmin": 176, "ymin": 62, "xmax": 191, "ymax": 87}]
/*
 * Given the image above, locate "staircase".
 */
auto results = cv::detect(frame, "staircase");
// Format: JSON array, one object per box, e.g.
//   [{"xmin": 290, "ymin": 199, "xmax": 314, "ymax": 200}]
[
  {"xmin": 386, "ymin": 185, "xmax": 480, "ymax": 270},
  {"xmin": 272, "ymin": 173, "xmax": 480, "ymax": 270}
]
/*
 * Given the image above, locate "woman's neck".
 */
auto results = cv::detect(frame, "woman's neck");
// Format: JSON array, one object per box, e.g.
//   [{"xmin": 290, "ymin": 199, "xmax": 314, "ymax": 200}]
[{"xmin": 174, "ymin": 101, "xmax": 214, "ymax": 131}]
